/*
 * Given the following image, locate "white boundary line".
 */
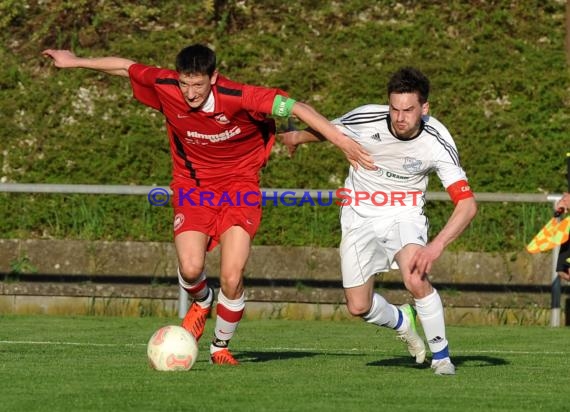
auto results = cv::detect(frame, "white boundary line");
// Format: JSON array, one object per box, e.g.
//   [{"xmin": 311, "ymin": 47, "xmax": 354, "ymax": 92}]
[
  {"xmin": 0, "ymin": 340, "xmax": 145, "ymax": 347},
  {"xmin": 0, "ymin": 340, "xmax": 568, "ymax": 355}
]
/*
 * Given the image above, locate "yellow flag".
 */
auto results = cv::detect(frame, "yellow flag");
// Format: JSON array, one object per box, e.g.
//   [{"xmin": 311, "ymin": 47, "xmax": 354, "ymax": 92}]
[{"xmin": 526, "ymin": 216, "xmax": 570, "ymax": 254}]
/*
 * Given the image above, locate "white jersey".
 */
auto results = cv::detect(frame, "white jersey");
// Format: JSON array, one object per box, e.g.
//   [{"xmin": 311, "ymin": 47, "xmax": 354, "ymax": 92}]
[{"xmin": 333, "ymin": 104, "xmax": 468, "ymax": 219}]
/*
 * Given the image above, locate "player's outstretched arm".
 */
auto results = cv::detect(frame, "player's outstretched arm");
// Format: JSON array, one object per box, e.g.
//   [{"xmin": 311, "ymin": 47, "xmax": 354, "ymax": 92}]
[
  {"xmin": 409, "ymin": 196, "xmax": 477, "ymax": 276},
  {"xmin": 42, "ymin": 49, "xmax": 135, "ymax": 77},
  {"xmin": 278, "ymin": 129, "xmax": 324, "ymax": 157},
  {"xmin": 290, "ymin": 102, "xmax": 376, "ymax": 171}
]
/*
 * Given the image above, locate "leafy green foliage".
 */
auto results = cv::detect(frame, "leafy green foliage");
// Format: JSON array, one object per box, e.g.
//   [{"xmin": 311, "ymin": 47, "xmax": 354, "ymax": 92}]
[{"xmin": 1, "ymin": 0, "xmax": 569, "ymax": 251}]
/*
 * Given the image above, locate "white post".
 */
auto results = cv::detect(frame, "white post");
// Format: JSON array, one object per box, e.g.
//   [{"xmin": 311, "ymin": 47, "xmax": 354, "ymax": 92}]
[
  {"xmin": 547, "ymin": 195, "xmax": 564, "ymax": 327},
  {"xmin": 178, "ymin": 285, "xmax": 189, "ymax": 319},
  {"xmin": 551, "ymin": 243, "xmax": 561, "ymax": 327}
]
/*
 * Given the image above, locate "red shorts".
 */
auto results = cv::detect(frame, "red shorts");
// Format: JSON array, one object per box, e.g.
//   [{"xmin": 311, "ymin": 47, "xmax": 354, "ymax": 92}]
[{"xmin": 170, "ymin": 180, "xmax": 262, "ymax": 251}]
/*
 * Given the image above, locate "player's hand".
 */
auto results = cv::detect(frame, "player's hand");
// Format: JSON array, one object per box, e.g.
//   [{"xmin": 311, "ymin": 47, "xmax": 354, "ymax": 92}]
[
  {"xmin": 559, "ymin": 271, "xmax": 570, "ymax": 282},
  {"xmin": 337, "ymin": 138, "xmax": 376, "ymax": 171},
  {"xmin": 409, "ymin": 243, "xmax": 443, "ymax": 277},
  {"xmin": 41, "ymin": 49, "xmax": 79, "ymax": 68},
  {"xmin": 556, "ymin": 192, "xmax": 570, "ymax": 214},
  {"xmin": 278, "ymin": 131, "xmax": 300, "ymax": 157}
]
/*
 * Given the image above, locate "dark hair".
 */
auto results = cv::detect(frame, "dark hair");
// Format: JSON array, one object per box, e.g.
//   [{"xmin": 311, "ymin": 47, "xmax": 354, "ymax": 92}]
[
  {"xmin": 387, "ymin": 67, "xmax": 430, "ymax": 104},
  {"xmin": 175, "ymin": 44, "xmax": 216, "ymax": 76}
]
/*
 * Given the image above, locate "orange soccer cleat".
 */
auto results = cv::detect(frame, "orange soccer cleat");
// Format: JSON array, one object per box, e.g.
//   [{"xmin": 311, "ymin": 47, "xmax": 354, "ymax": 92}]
[
  {"xmin": 210, "ymin": 348, "xmax": 239, "ymax": 365},
  {"xmin": 181, "ymin": 301, "xmax": 211, "ymax": 342}
]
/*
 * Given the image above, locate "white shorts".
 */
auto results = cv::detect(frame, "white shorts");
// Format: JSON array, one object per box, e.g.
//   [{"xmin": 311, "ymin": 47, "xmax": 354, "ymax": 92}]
[{"xmin": 339, "ymin": 207, "xmax": 429, "ymax": 288}]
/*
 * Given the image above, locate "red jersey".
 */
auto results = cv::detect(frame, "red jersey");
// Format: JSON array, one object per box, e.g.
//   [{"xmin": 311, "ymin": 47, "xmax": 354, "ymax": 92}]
[{"xmin": 128, "ymin": 63, "xmax": 286, "ymax": 186}]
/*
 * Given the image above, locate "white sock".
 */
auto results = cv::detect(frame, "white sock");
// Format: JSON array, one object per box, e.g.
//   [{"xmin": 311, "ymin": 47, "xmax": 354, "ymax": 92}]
[
  {"xmin": 211, "ymin": 290, "xmax": 245, "ymax": 354},
  {"xmin": 414, "ymin": 289, "xmax": 449, "ymax": 359},
  {"xmin": 363, "ymin": 293, "xmax": 400, "ymax": 329},
  {"xmin": 178, "ymin": 268, "xmax": 212, "ymax": 308}
]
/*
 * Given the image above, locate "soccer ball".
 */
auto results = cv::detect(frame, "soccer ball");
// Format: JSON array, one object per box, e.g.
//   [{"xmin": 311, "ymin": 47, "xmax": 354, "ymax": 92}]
[{"xmin": 147, "ymin": 325, "xmax": 198, "ymax": 371}]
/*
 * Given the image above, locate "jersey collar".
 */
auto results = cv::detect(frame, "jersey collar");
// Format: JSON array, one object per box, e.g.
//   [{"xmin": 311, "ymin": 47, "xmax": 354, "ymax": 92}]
[{"xmin": 200, "ymin": 91, "xmax": 215, "ymax": 113}]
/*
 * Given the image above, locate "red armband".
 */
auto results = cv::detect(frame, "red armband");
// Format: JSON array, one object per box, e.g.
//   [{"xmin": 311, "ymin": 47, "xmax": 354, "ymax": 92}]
[{"xmin": 446, "ymin": 180, "xmax": 473, "ymax": 205}]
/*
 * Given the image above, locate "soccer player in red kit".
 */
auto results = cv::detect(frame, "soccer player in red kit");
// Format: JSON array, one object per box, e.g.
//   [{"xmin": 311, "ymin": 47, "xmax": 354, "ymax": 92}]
[{"xmin": 42, "ymin": 44, "xmax": 373, "ymax": 365}]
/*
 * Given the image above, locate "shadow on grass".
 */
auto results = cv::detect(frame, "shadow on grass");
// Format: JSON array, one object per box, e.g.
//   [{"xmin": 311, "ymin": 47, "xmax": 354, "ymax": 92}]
[
  {"xmin": 452, "ymin": 355, "xmax": 509, "ymax": 368},
  {"xmin": 236, "ymin": 350, "xmax": 366, "ymax": 363},
  {"xmin": 368, "ymin": 355, "xmax": 508, "ymax": 369},
  {"xmin": 367, "ymin": 356, "xmax": 430, "ymax": 369}
]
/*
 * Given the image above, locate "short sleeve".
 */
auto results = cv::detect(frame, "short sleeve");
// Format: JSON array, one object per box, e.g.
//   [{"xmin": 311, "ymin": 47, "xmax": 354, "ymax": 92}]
[
  {"xmin": 241, "ymin": 84, "xmax": 288, "ymax": 115},
  {"xmin": 128, "ymin": 63, "xmax": 163, "ymax": 111}
]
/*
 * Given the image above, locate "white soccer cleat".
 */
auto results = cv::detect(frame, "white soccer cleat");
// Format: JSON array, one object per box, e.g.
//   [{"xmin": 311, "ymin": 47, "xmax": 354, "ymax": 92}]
[
  {"xmin": 397, "ymin": 304, "xmax": 426, "ymax": 364},
  {"xmin": 431, "ymin": 358, "xmax": 456, "ymax": 375}
]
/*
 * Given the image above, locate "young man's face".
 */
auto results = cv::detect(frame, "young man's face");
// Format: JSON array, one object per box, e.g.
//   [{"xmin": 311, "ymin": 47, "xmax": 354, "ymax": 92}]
[
  {"xmin": 388, "ymin": 92, "xmax": 429, "ymax": 139},
  {"xmin": 178, "ymin": 71, "xmax": 218, "ymax": 109}
]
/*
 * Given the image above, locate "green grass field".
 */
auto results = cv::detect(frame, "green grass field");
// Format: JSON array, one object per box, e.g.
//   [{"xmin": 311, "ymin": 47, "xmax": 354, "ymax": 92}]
[{"xmin": 1, "ymin": 315, "xmax": 570, "ymax": 412}]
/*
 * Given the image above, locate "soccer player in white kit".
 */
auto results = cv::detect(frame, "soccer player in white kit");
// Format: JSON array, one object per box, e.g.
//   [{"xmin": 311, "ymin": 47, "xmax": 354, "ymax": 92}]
[{"xmin": 280, "ymin": 67, "xmax": 477, "ymax": 375}]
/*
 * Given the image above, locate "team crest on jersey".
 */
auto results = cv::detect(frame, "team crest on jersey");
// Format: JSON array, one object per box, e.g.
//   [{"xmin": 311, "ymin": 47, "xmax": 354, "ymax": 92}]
[
  {"xmin": 214, "ymin": 114, "xmax": 230, "ymax": 124},
  {"xmin": 403, "ymin": 157, "xmax": 422, "ymax": 173},
  {"xmin": 173, "ymin": 213, "xmax": 185, "ymax": 232}
]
